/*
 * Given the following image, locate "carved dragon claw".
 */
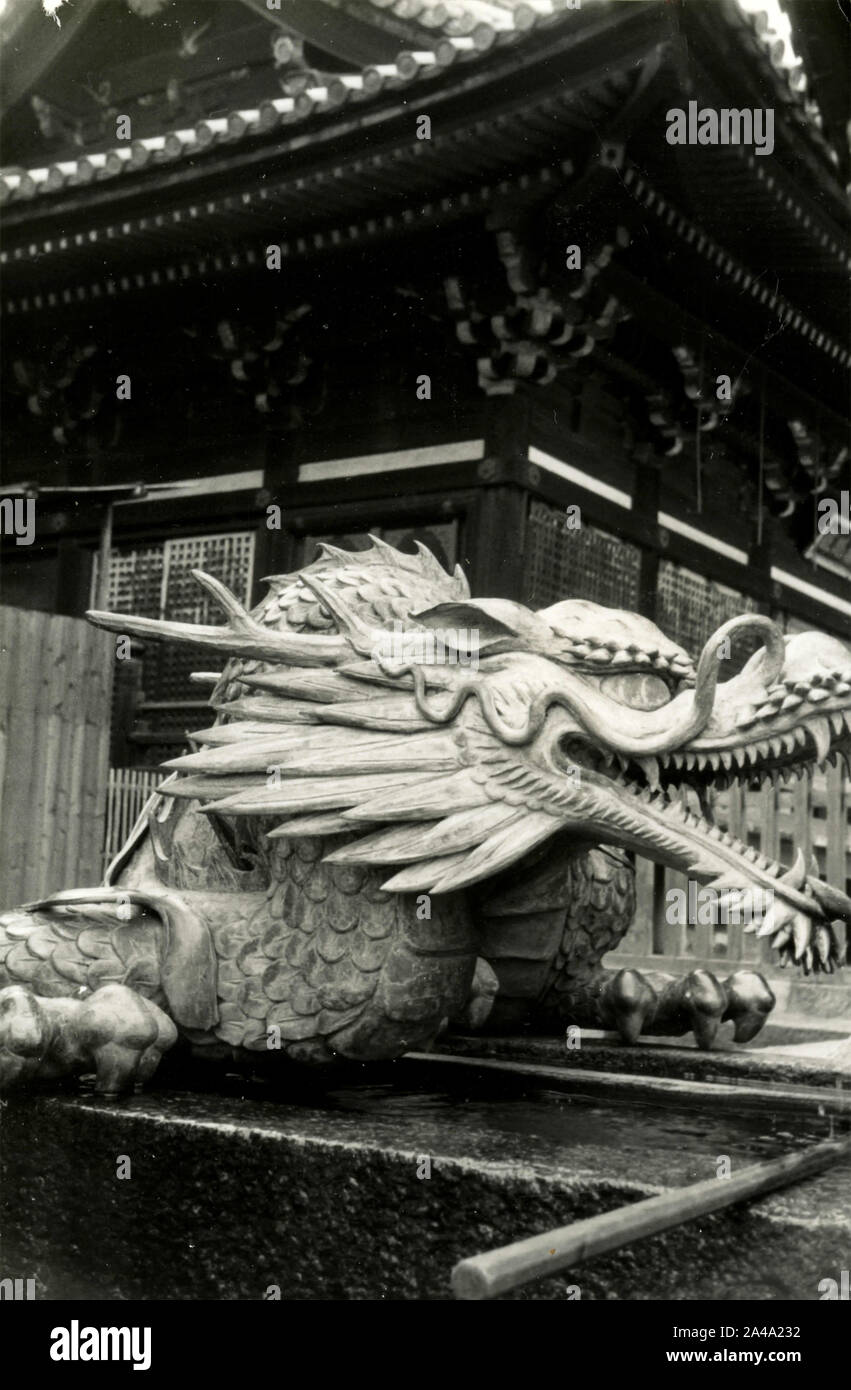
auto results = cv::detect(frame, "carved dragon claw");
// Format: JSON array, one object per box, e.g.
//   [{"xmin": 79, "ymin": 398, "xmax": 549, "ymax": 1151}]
[
  {"xmin": 599, "ymin": 967, "xmax": 775, "ymax": 1049},
  {"xmin": 0, "ymin": 983, "xmax": 178, "ymax": 1095}
]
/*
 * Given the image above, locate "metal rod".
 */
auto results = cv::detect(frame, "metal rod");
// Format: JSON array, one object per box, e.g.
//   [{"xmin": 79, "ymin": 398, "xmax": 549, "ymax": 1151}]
[{"xmin": 451, "ymin": 1135, "xmax": 851, "ymax": 1300}]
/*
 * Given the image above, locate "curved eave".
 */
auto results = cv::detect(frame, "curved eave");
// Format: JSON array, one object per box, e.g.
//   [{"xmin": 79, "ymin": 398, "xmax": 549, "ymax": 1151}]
[
  {"xmin": 0, "ymin": 4, "xmax": 660, "ymax": 281},
  {"xmin": 0, "ymin": 0, "xmax": 594, "ymax": 208}
]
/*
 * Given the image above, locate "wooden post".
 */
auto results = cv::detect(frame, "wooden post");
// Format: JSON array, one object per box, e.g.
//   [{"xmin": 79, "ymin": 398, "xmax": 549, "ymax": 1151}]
[
  {"xmin": 54, "ymin": 540, "xmax": 94, "ymax": 619},
  {"xmin": 467, "ymin": 393, "xmax": 531, "ymax": 601},
  {"xmin": 633, "ymin": 461, "xmax": 661, "ymax": 624}
]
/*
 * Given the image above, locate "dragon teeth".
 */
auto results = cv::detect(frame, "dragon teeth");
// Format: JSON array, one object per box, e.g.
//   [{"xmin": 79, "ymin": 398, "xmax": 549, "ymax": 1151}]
[
  {"xmin": 638, "ymin": 756, "xmax": 661, "ymax": 789},
  {"xmin": 806, "ymin": 717, "xmax": 831, "ymax": 765}
]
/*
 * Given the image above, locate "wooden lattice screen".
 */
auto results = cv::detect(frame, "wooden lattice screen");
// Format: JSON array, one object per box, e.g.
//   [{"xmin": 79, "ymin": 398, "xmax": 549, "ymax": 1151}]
[
  {"xmin": 150, "ymin": 533, "xmax": 254, "ymax": 703},
  {"xmin": 99, "ymin": 532, "xmax": 254, "ymax": 758},
  {"xmin": 524, "ymin": 499, "xmax": 641, "ymax": 610},
  {"xmin": 657, "ymin": 559, "xmax": 761, "ymax": 672}
]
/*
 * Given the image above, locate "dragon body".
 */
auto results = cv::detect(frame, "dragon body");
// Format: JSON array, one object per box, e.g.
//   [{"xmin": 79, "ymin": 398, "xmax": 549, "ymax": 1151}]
[{"xmin": 1, "ymin": 539, "xmax": 850, "ymax": 1089}]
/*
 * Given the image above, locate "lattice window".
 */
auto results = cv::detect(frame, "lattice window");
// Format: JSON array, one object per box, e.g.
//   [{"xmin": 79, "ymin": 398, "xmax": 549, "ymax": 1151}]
[
  {"xmin": 148, "ymin": 533, "xmax": 255, "ymax": 704},
  {"xmin": 524, "ymin": 499, "xmax": 641, "ymax": 609},
  {"xmin": 103, "ymin": 544, "xmax": 164, "ymax": 618},
  {"xmin": 657, "ymin": 560, "xmax": 759, "ymax": 663},
  {"xmin": 161, "ymin": 533, "xmax": 254, "ymax": 622},
  {"xmin": 100, "ymin": 533, "xmax": 254, "ymax": 755}
]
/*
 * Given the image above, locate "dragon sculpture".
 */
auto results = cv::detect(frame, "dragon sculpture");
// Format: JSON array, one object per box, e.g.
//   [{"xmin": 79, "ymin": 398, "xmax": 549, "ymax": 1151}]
[{"xmin": 1, "ymin": 538, "xmax": 850, "ymax": 1091}]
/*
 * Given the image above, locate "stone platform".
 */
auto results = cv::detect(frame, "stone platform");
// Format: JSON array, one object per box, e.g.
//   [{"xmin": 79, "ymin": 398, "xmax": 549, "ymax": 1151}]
[{"xmin": 2, "ymin": 1036, "xmax": 849, "ymax": 1301}]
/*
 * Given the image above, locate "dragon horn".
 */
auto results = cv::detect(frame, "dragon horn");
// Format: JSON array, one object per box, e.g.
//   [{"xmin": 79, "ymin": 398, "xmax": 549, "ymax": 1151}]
[{"xmin": 88, "ymin": 570, "xmax": 349, "ymax": 666}]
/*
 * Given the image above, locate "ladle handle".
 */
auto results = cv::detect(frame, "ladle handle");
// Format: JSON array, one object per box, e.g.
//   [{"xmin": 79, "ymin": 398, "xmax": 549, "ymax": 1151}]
[{"xmin": 451, "ymin": 1136, "xmax": 850, "ymax": 1300}]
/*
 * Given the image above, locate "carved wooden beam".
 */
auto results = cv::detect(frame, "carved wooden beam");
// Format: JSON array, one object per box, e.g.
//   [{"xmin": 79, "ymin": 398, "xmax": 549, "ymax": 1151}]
[
  {"xmin": 445, "ymin": 210, "xmax": 632, "ymax": 396},
  {"xmin": 191, "ymin": 304, "xmax": 326, "ymax": 428}
]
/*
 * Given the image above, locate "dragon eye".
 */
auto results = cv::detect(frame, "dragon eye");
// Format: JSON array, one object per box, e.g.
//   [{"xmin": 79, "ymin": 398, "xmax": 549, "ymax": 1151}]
[{"xmin": 600, "ymin": 673, "xmax": 671, "ymax": 710}]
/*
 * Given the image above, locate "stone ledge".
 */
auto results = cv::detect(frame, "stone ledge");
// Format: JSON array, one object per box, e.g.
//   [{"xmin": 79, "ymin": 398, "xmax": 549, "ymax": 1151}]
[{"xmin": 2, "ymin": 1072, "xmax": 849, "ymax": 1301}]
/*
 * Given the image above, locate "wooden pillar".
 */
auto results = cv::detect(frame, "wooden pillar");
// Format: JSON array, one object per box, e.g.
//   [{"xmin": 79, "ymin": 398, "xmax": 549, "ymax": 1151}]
[
  {"xmin": 467, "ymin": 485, "xmax": 529, "ymax": 601},
  {"xmin": 109, "ymin": 656, "xmax": 144, "ymax": 767},
  {"xmin": 633, "ymin": 461, "xmax": 662, "ymax": 623},
  {"xmin": 748, "ymin": 510, "xmax": 780, "ymax": 620},
  {"xmin": 256, "ymin": 428, "xmax": 299, "ymax": 604},
  {"xmin": 466, "ymin": 393, "xmax": 532, "ymax": 600}
]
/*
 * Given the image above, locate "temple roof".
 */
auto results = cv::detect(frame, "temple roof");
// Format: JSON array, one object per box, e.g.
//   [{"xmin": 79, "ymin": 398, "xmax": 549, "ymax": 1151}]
[
  {"xmin": 1, "ymin": 1, "xmax": 847, "ymax": 527},
  {"xmin": 1, "ymin": 2, "xmax": 845, "ymax": 207}
]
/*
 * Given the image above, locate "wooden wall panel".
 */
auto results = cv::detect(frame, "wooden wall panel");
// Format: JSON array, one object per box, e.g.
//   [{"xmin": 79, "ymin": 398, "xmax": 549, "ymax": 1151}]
[{"xmin": 0, "ymin": 607, "xmax": 113, "ymax": 904}]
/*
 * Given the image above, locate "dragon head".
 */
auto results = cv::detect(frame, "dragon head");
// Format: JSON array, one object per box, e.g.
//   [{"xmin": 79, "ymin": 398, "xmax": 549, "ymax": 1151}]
[
  {"xmin": 391, "ymin": 592, "xmax": 851, "ymax": 971},
  {"xmin": 88, "ymin": 539, "xmax": 851, "ymax": 975}
]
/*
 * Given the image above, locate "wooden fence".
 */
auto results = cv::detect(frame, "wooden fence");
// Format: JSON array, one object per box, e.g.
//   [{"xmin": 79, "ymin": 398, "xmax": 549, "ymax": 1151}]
[
  {"xmin": 102, "ymin": 766, "xmax": 161, "ymax": 873},
  {"xmin": 0, "ymin": 607, "xmax": 113, "ymax": 904},
  {"xmin": 614, "ymin": 763, "xmax": 851, "ymax": 978}
]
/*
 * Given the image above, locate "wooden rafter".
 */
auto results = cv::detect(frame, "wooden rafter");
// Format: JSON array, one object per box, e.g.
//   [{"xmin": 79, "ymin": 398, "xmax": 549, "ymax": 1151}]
[{"xmin": 234, "ymin": 0, "xmax": 404, "ymax": 66}]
